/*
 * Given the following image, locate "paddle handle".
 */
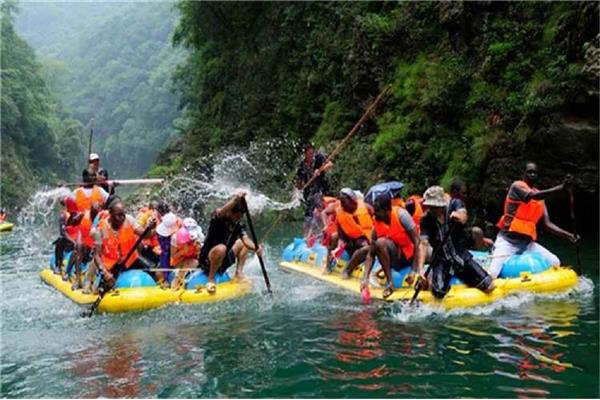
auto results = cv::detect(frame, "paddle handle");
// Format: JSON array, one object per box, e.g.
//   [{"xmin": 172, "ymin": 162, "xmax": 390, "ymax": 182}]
[
  {"xmin": 567, "ymin": 187, "xmax": 582, "ymax": 275},
  {"xmin": 301, "ymin": 86, "xmax": 390, "ymax": 193},
  {"xmin": 87, "ymin": 118, "xmax": 95, "ymax": 161},
  {"xmin": 62, "ymin": 178, "xmax": 164, "ymax": 187},
  {"xmin": 241, "ymin": 197, "xmax": 272, "ymax": 294}
]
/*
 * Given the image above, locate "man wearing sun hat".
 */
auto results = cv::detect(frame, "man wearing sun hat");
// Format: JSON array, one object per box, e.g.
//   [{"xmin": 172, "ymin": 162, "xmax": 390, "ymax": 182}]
[{"xmin": 416, "ymin": 185, "xmax": 495, "ymax": 299}]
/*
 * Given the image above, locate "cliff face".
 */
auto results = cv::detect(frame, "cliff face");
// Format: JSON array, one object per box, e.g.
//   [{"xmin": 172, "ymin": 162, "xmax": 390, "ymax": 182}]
[
  {"xmin": 481, "ymin": 114, "xmax": 598, "ymax": 232},
  {"xmin": 159, "ymin": 1, "xmax": 598, "ymax": 231}
]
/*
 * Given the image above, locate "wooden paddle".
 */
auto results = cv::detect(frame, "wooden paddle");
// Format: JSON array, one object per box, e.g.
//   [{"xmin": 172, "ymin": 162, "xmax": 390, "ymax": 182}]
[
  {"xmin": 61, "ymin": 178, "xmax": 164, "ymax": 187},
  {"xmin": 83, "ymin": 224, "xmax": 153, "ymax": 317},
  {"xmin": 87, "ymin": 118, "xmax": 95, "ymax": 162},
  {"xmin": 261, "ymin": 85, "xmax": 391, "ymax": 242},
  {"xmin": 241, "ymin": 197, "xmax": 272, "ymax": 294},
  {"xmin": 567, "ymin": 187, "xmax": 582, "ymax": 275}
]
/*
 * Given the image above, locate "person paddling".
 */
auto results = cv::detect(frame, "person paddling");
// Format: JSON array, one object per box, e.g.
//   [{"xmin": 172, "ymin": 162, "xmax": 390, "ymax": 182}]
[
  {"xmin": 87, "ymin": 199, "xmax": 155, "ymax": 293},
  {"xmin": 361, "ymin": 194, "xmax": 420, "ymax": 299},
  {"xmin": 321, "ymin": 188, "xmax": 373, "ymax": 278},
  {"xmin": 199, "ymin": 192, "xmax": 263, "ymax": 293},
  {"xmin": 416, "ymin": 186, "xmax": 495, "ymax": 299},
  {"xmin": 295, "ymin": 142, "xmax": 333, "ymax": 236},
  {"xmin": 488, "ymin": 162, "xmax": 579, "ymax": 278}
]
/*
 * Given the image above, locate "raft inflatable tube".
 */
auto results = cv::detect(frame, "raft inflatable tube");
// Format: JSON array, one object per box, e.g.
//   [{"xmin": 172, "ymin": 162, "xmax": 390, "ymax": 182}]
[
  {"xmin": 279, "ymin": 238, "xmax": 578, "ymax": 310},
  {"xmin": 0, "ymin": 222, "xmax": 14, "ymax": 232},
  {"xmin": 40, "ymin": 254, "xmax": 252, "ymax": 313}
]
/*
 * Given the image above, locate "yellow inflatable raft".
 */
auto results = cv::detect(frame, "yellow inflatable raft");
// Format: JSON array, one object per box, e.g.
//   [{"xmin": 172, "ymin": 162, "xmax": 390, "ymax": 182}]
[
  {"xmin": 0, "ymin": 222, "xmax": 14, "ymax": 232},
  {"xmin": 40, "ymin": 268, "xmax": 252, "ymax": 314},
  {"xmin": 280, "ymin": 239, "xmax": 578, "ymax": 310}
]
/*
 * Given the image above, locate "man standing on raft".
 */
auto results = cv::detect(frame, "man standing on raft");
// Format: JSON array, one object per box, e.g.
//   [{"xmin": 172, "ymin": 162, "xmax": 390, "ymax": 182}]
[
  {"xmin": 199, "ymin": 192, "xmax": 263, "ymax": 293},
  {"xmin": 295, "ymin": 142, "xmax": 333, "ymax": 236},
  {"xmin": 488, "ymin": 162, "xmax": 579, "ymax": 278}
]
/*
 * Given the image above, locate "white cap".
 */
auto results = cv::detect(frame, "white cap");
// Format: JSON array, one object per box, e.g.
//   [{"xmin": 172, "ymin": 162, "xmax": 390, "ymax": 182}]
[
  {"xmin": 183, "ymin": 217, "xmax": 205, "ymax": 242},
  {"xmin": 156, "ymin": 212, "xmax": 178, "ymax": 236},
  {"xmin": 89, "ymin": 153, "xmax": 100, "ymax": 161}
]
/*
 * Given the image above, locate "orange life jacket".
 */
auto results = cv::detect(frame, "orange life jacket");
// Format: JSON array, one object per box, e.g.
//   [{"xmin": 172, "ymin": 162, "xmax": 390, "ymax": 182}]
[
  {"xmin": 336, "ymin": 199, "xmax": 373, "ymax": 240},
  {"xmin": 170, "ymin": 241, "xmax": 200, "ymax": 266},
  {"xmin": 97, "ymin": 217, "xmax": 139, "ymax": 270},
  {"xmin": 406, "ymin": 195, "xmax": 424, "ymax": 227},
  {"xmin": 321, "ymin": 199, "xmax": 339, "ymax": 246},
  {"xmin": 78, "ymin": 210, "xmax": 95, "ymax": 248},
  {"xmin": 61, "ymin": 209, "xmax": 78, "ymax": 241},
  {"xmin": 497, "ymin": 180, "xmax": 545, "ymax": 240},
  {"xmin": 373, "ymin": 206, "xmax": 415, "ymax": 260},
  {"xmin": 74, "ymin": 186, "xmax": 104, "ymax": 212},
  {"xmin": 391, "ymin": 198, "xmax": 405, "ymax": 208},
  {"xmin": 0, "ymin": 213, "xmax": 5, "ymax": 223}
]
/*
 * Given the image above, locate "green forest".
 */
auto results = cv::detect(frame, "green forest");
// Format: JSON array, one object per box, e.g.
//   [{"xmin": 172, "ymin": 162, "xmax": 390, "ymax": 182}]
[
  {"xmin": 1, "ymin": 1, "xmax": 598, "ymax": 229},
  {"xmin": 15, "ymin": 0, "xmax": 186, "ymax": 179},
  {"xmin": 1, "ymin": 0, "xmax": 85, "ymax": 208},
  {"xmin": 167, "ymin": 1, "xmax": 598, "ymax": 226}
]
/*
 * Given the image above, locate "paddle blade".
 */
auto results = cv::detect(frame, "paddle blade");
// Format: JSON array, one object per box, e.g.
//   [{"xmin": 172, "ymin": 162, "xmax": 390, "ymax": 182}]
[{"xmin": 361, "ymin": 286, "xmax": 371, "ymax": 305}]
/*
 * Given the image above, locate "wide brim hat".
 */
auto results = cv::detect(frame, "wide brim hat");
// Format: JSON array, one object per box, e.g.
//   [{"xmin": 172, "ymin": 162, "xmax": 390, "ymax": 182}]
[
  {"xmin": 156, "ymin": 212, "xmax": 179, "ymax": 236},
  {"xmin": 422, "ymin": 185, "xmax": 447, "ymax": 207}
]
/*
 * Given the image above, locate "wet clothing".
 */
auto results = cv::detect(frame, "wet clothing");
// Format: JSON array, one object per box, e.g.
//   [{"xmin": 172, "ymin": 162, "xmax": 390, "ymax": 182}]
[
  {"xmin": 420, "ymin": 207, "xmax": 492, "ymax": 299},
  {"xmin": 430, "ymin": 256, "xmax": 492, "ymax": 299},
  {"xmin": 199, "ymin": 212, "xmax": 245, "ymax": 272},
  {"xmin": 296, "ymin": 152, "xmax": 329, "ymax": 217}
]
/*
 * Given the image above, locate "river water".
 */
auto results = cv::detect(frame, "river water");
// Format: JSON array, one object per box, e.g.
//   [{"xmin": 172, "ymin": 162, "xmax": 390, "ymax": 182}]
[{"xmin": 0, "ymin": 172, "xmax": 598, "ymax": 398}]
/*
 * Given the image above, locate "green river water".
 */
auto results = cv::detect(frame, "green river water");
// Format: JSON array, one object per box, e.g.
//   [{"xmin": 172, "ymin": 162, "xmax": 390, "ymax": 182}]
[{"xmin": 0, "ymin": 215, "xmax": 598, "ymax": 398}]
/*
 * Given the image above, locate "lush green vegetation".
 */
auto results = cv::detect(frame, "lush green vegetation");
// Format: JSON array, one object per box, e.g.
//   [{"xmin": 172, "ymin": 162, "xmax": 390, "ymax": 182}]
[
  {"xmin": 1, "ymin": 1, "xmax": 84, "ymax": 210},
  {"xmin": 167, "ymin": 1, "xmax": 598, "ymax": 216},
  {"xmin": 15, "ymin": 1, "xmax": 186, "ymax": 178}
]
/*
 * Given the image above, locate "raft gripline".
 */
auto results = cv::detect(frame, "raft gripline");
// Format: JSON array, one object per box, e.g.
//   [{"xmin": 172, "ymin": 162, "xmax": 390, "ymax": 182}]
[
  {"xmin": 280, "ymin": 238, "xmax": 578, "ymax": 310},
  {"xmin": 40, "ymin": 252, "xmax": 252, "ymax": 313}
]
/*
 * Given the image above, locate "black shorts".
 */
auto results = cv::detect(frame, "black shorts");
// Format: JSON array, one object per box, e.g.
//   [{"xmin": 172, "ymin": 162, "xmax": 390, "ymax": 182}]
[
  {"xmin": 345, "ymin": 237, "xmax": 369, "ymax": 256},
  {"xmin": 384, "ymin": 239, "xmax": 411, "ymax": 271},
  {"xmin": 430, "ymin": 256, "xmax": 492, "ymax": 299},
  {"xmin": 201, "ymin": 249, "xmax": 236, "ymax": 275}
]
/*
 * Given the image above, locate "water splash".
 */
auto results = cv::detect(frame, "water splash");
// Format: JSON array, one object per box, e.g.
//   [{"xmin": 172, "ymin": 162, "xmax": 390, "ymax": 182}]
[{"xmin": 152, "ymin": 139, "xmax": 303, "ymax": 225}]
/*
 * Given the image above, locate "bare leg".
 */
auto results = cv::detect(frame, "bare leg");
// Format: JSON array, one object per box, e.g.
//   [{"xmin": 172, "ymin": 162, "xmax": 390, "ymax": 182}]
[
  {"xmin": 207, "ymin": 244, "xmax": 227, "ymax": 291},
  {"xmin": 171, "ymin": 258, "xmax": 198, "ymax": 289},
  {"xmin": 344, "ymin": 245, "xmax": 369, "ymax": 278},
  {"xmin": 374, "ymin": 238, "xmax": 394, "ymax": 293},
  {"xmin": 323, "ymin": 233, "xmax": 338, "ymax": 273},
  {"xmin": 72, "ymin": 244, "xmax": 83, "ymax": 290},
  {"xmin": 81, "ymin": 259, "xmax": 94, "ymax": 294},
  {"xmin": 231, "ymin": 239, "xmax": 248, "ymax": 280}
]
